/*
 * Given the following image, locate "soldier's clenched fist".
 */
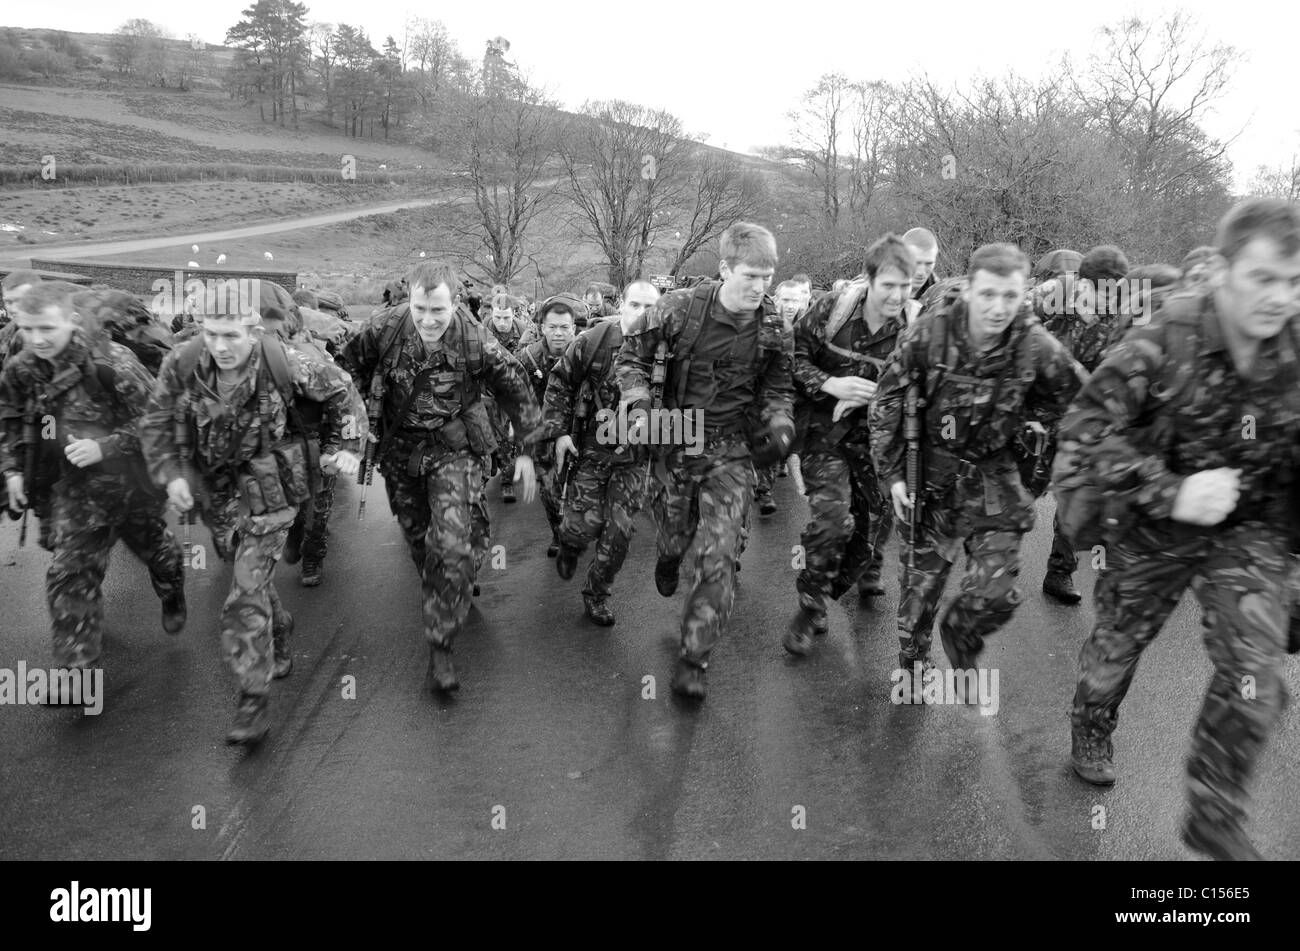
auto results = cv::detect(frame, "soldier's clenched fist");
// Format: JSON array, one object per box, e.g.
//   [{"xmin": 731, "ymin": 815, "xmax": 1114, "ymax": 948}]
[{"xmin": 1171, "ymin": 467, "xmax": 1241, "ymax": 526}]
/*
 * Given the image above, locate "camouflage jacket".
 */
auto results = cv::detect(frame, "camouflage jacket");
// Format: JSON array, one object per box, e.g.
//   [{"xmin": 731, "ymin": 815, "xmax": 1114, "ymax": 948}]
[
  {"xmin": 138, "ymin": 335, "xmax": 361, "ymax": 504},
  {"xmin": 0, "ymin": 334, "xmax": 156, "ymax": 492},
  {"xmin": 1057, "ymin": 291, "xmax": 1300, "ymax": 528},
  {"xmin": 1035, "ymin": 278, "xmax": 1127, "ymax": 373},
  {"xmin": 515, "ymin": 337, "xmax": 566, "ymax": 409},
  {"xmin": 340, "ymin": 306, "xmax": 542, "ymax": 464},
  {"xmin": 793, "ymin": 283, "xmax": 907, "ymax": 451},
  {"xmin": 615, "ymin": 283, "xmax": 795, "ymax": 446},
  {"xmin": 870, "ymin": 292, "xmax": 1083, "ymax": 493},
  {"xmin": 541, "ymin": 321, "xmax": 628, "ymax": 459}
]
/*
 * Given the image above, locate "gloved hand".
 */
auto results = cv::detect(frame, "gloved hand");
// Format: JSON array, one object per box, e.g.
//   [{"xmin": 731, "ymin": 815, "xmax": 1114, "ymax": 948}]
[{"xmin": 751, "ymin": 416, "xmax": 795, "ymax": 467}]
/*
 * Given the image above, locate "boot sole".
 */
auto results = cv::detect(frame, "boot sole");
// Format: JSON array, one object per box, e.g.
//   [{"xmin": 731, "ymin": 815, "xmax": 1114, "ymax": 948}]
[{"xmin": 1071, "ymin": 760, "xmax": 1117, "ymax": 786}]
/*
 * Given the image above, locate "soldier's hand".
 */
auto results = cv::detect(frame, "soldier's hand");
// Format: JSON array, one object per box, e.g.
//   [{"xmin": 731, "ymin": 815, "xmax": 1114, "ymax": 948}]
[
  {"xmin": 167, "ymin": 477, "xmax": 194, "ymax": 514},
  {"xmin": 1171, "ymin": 467, "xmax": 1242, "ymax": 526},
  {"xmin": 322, "ymin": 450, "xmax": 360, "ymax": 477},
  {"xmin": 831, "ymin": 399, "xmax": 863, "ymax": 423},
  {"xmin": 555, "ymin": 435, "xmax": 578, "ymax": 474},
  {"xmin": 64, "ymin": 437, "xmax": 104, "ymax": 469},
  {"xmin": 822, "ymin": 376, "xmax": 876, "ymax": 403},
  {"xmin": 5, "ymin": 472, "xmax": 25, "ymax": 512},
  {"xmin": 513, "ymin": 455, "xmax": 537, "ymax": 504},
  {"xmin": 890, "ymin": 479, "xmax": 913, "ymax": 522}
]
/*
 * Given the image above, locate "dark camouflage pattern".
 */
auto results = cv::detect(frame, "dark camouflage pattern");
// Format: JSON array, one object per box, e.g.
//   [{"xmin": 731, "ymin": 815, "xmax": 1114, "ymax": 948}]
[
  {"xmin": 340, "ymin": 311, "xmax": 541, "ymax": 646},
  {"xmin": 138, "ymin": 334, "xmax": 360, "ymax": 690},
  {"xmin": 1063, "ymin": 290, "xmax": 1300, "ymax": 837},
  {"xmin": 792, "ymin": 285, "xmax": 906, "ymax": 609},
  {"xmin": 870, "ymin": 292, "xmax": 1082, "ymax": 662},
  {"xmin": 651, "ymin": 434, "xmax": 755, "ymax": 667},
  {"xmin": 559, "ymin": 455, "xmax": 646, "ymax": 599},
  {"xmin": 0, "ymin": 333, "xmax": 181, "ymax": 667},
  {"xmin": 383, "ymin": 447, "xmax": 488, "ymax": 646}
]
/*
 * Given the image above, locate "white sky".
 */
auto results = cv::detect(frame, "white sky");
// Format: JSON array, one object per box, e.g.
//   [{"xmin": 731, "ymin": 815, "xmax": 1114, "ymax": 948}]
[{"xmin": 5, "ymin": 0, "xmax": 1296, "ymax": 189}]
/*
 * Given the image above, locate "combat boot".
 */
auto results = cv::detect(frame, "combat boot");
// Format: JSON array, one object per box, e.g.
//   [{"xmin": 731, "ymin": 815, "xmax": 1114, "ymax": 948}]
[
  {"xmin": 226, "ymin": 693, "xmax": 269, "ymax": 745},
  {"xmin": 939, "ymin": 623, "xmax": 980, "ymax": 670},
  {"xmin": 857, "ymin": 567, "xmax": 886, "ymax": 597},
  {"xmin": 501, "ymin": 479, "xmax": 516, "ymax": 503},
  {"xmin": 1181, "ymin": 816, "xmax": 1263, "ymax": 861},
  {"xmin": 556, "ymin": 544, "xmax": 581, "ymax": 580},
  {"xmin": 757, "ymin": 493, "xmax": 777, "ymax": 516},
  {"xmin": 271, "ymin": 612, "xmax": 294, "ymax": 679},
  {"xmin": 671, "ymin": 658, "xmax": 707, "ymax": 700},
  {"xmin": 583, "ymin": 594, "xmax": 615, "ymax": 626},
  {"xmin": 1070, "ymin": 729, "xmax": 1117, "ymax": 786},
  {"xmin": 283, "ymin": 522, "xmax": 303, "ymax": 566},
  {"xmin": 300, "ymin": 558, "xmax": 322, "ymax": 588},
  {"xmin": 161, "ymin": 590, "xmax": 187, "ymax": 635},
  {"xmin": 655, "ymin": 556, "xmax": 681, "ymax": 597},
  {"xmin": 426, "ymin": 642, "xmax": 459, "ymax": 693},
  {"xmin": 1043, "ymin": 571, "xmax": 1082, "ymax": 605},
  {"xmin": 783, "ymin": 608, "xmax": 822, "ymax": 656}
]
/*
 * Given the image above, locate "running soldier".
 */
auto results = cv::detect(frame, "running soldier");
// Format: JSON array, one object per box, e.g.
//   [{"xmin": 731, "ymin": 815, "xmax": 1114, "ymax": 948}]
[
  {"xmin": 139, "ymin": 281, "xmax": 362, "ymax": 744},
  {"xmin": 1, "ymin": 284, "xmax": 185, "ymax": 689},
  {"xmin": 515, "ymin": 294, "xmax": 581, "ymax": 556},
  {"xmin": 786, "ymin": 235, "xmax": 914, "ymax": 655},
  {"xmin": 754, "ymin": 279, "xmax": 805, "ymax": 516},
  {"xmin": 616, "ymin": 223, "xmax": 795, "ymax": 700},
  {"xmin": 339, "ymin": 261, "xmax": 542, "ymax": 694},
  {"xmin": 869, "ymin": 243, "xmax": 1082, "ymax": 679},
  {"xmin": 546, "ymin": 280, "xmax": 659, "ymax": 624},
  {"xmin": 484, "ymin": 293, "xmax": 531, "ymax": 502},
  {"xmin": 903, "ymin": 228, "xmax": 940, "ymax": 302},
  {"xmin": 1060, "ymin": 198, "xmax": 1300, "ymax": 861},
  {"xmin": 1040, "ymin": 245, "xmax": 1130, "ymax": 605}
]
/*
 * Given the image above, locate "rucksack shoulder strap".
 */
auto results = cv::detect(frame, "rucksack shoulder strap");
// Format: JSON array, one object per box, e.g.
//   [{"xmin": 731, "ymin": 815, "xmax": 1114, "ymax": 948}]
[
  {"xmin": 579, "ymin": 319, "xmax": 618, "ymax": 385},
  {"xmin": 824, "ymin": 280, "xmax": 868, "ymax": 346},
  {"xmin": 670, "ymin": 282, "xmax": 718, "ymax": 407}
]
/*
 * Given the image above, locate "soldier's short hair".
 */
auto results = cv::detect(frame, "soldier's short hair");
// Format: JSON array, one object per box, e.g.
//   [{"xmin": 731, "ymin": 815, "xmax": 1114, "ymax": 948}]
[
  {"xmin": 405, "ymin": 261, "xmax": 462, "ymax": 298},
  {"xmin": 1180, "ymin": 246, "xmax": 1217, "ymax": 275},
  {"xmin": 863, "ymin": 233, "xmax": 916, "ymax": 282},
  {"xmin": 540, "ymin": 303, "xmax": 575, "ymax": 323},
  {"xmin": 1216, "ymin": 199, "xmax": 1300, "ymax": 263},
  {"xmin": 2, "ymin": 269, "xmax": 42, "ymax": 293},
  {"xmin": 967, "ymin": 243, "xmax": 1030, "ymax": 280},
  {"xmin": 901, "ymin": 227, "xmax": 938, "ymax": 252},
  {"xmin": 790, "ymin": 272, "xmax": 812, "ymax": 287},
  {"xmin": 720, "ymin": 222, "xmax": 778, "ymax": 270},
  {"xmin": 773, "ymin": 280, "xmax": 801, "ymax": 296},
  {"xmin": 1080, "ymin": 245, "xmax": 1130, "ymax": 283},
  {"xmin": 12, "ymin": 282, "xmax": 73, "ymax": 319},
  {"xmin": 622, "ymin": 278, "xmax": 657, "ymax": 297}
]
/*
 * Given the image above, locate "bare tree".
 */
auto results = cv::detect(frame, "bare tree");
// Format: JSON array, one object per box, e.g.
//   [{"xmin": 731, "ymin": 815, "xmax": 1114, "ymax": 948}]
[
  {"xmin": 787, "ymin": 73, "xmax": 852, "ymax": 226},
  {"xmin": 437, "ymin": 78, "xmax": 564, "ymax": 284},
  {"xmin": 560, "ymin": 99, "xmax": 693, "ymax": 287},
  {"xmin": 665, "ymin": 150, "xmax": 767, "ymax": 277},
  {"xmin": 1248, "ymin": 156, "xmax": 1300, "ymax": 202}
]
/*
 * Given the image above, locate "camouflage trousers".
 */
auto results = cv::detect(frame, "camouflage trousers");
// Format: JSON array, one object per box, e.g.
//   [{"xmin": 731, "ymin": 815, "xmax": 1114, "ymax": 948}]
[
  {"xmin": 43, "ymin": 475, "xmax": 183, "ymax": 668},
  {"xmin": 754, "ymin": 462, "xmax": 779, "ymax": 499},
  {"xmin": 898, "ymin": 467, "xmax": 1036, "ymax": 664},
  {"xmin": 487, "ymin": 399, "xmax": 519, "ymax": 482},
  {"xmin": 1071, "ymin": 521, "xmax": 1290, "ymax": 831},
  {"xmin": 1046, "ymin": 510, "xmax": 1078, "ymax": 575},
  {"xmin": 538, "ymin": 456, "xmax": 561, "ymax": 536},
  {"xmin": 796, "ymin": 443, "xmax": 892, "ymax": 614},
  {"xmin": 559, "ymin": 453, "xmax": 646, "ymax": 599},
  {"xmin": 204, "ymin": 494, "xmax": 295, "ymax": 697},
  {"xmin": 383, "ymin": 450, "xmax": 489, "ymax": 647},
  {"xmin": 652, "ymin": 435, "xmax": 754, "ymax": 668},
  {"xmin": 288, "ymin": 472, "xmax": 338, "ymax": 565}
]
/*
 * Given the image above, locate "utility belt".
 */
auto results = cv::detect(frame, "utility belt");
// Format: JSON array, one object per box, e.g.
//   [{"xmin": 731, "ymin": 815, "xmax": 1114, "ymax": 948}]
[
  {"xmin": 384, "ymin": 420, "xmax": 474, "ymax": 477},
  {"xmin": 234, "ymin": 441, "xmax": 315, "ymax": 516}
]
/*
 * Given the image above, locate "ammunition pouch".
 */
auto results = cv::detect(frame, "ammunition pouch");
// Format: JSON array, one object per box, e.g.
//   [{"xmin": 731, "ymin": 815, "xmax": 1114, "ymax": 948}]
[{"xmin": 238, "ymin": 449, "xmax": 304, "ymax": 516}]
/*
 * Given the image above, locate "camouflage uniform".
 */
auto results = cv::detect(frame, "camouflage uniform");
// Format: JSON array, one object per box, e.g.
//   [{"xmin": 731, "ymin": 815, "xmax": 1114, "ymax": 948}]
[
  {"xmin": 139, "ymin": 334, "xmax": 360, "ymax": 697},
  {"xmin": 516, "ymin": 337, "xmax": 567, "ymax": 538},
  {"xmin": 0, "ymin": 334, "xmax": 183, "ymax": 668},
  {"xmin": 542, "ymin": 321, "xmax": 645, "ymax": 606},
  {"xmin": 1060, "ymin": 291, "xmax": 1300, "ymax": 846},
  {"xmin": 792, "ymin": 283, "xmax": 906, "ymax": 618},
  {"xmin": 484, "ymin": 315, "xmax": 531, "ymax": 485},
  {"xmin": 870, "ymin": 287, "xmax": 1082, "ymax": 669},
  {"xmin": 340, "ymin": 307, "xmax": 541, "ymax": 650},
  {"xmin": 616, "ymin": 281, "xmax": 794, "ymax": 675}
]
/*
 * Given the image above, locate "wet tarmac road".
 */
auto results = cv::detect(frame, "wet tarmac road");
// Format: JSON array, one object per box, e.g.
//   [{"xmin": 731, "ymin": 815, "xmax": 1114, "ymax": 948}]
[{"xmin": 2, "ymin": 473, "xmax": 1297, "ymax": 860}]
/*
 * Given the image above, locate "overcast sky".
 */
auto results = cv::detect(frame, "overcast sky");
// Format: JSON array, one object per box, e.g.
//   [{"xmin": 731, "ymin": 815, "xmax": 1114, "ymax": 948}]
[{"xmin": 5, "ymin": 1, "xmax": 1296, "ymax": 189}]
